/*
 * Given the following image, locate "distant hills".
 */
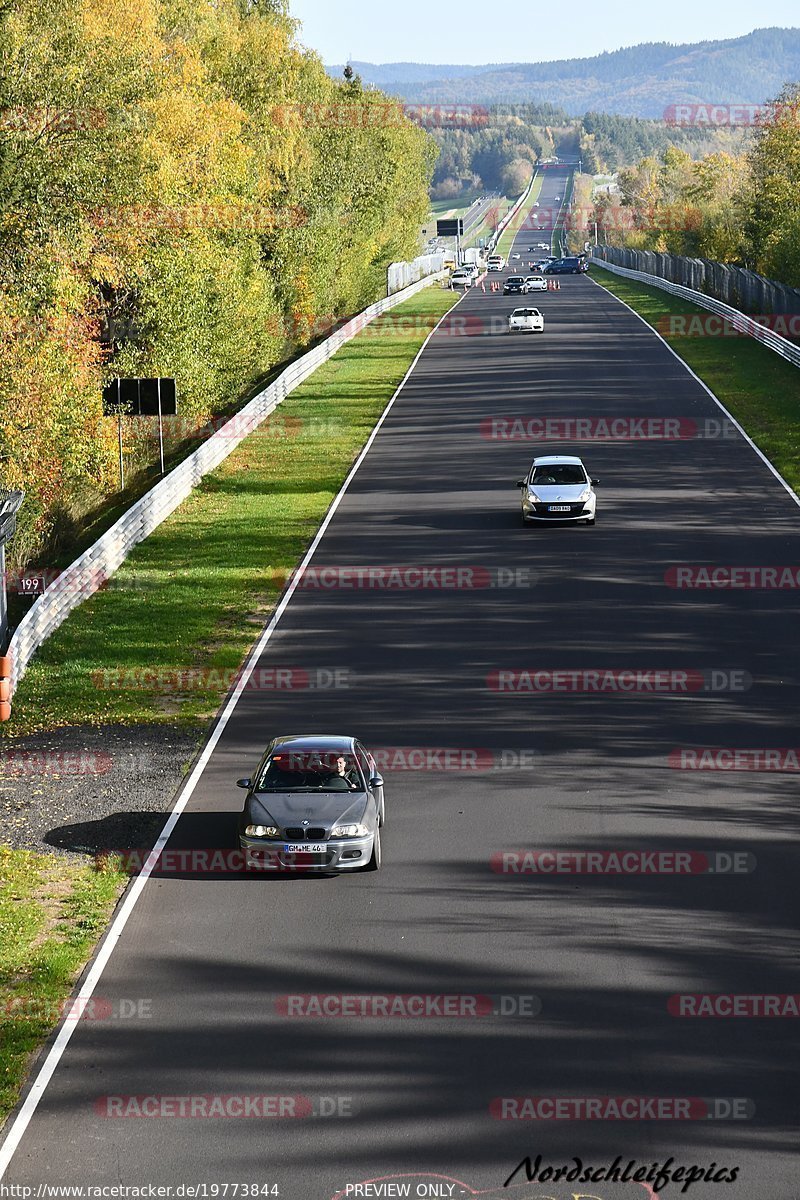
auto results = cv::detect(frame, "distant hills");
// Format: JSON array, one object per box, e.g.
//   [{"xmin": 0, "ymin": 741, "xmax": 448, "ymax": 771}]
[{"xmin": 327, "ymin": 28, "xmax": 800, "ymax": 118}]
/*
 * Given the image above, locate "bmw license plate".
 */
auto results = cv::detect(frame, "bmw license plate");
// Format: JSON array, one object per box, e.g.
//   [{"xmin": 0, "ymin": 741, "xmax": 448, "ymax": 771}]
[
  {"xmin": 548, "ymin": 505, "xmax": 570, "ymax": 512},
  {"xmin": 284, "ymin": 843, "xmax": 325, "ymax": 853}
]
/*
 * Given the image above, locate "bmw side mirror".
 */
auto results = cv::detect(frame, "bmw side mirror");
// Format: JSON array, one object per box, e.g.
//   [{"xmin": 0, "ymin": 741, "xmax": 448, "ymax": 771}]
[
  {"xmin": 236, "ymin": 777, "xmax": 252, "ymax": 789},
  {"xmin": 369, "ymin": 774, "xmax": 384, "ymax": 790}
]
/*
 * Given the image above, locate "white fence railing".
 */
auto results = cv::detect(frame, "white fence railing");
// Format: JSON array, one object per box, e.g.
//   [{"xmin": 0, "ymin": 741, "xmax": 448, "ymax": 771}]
[
  {"xmin": 591, "ymin": 254, "xmax": 800, "ymax": 369},
  {"xmin": 387, "ymin": 253, "xmax": 445, "ymax": 295},
  {"xmin": 7, "ymin": 270, "xmax": 447, "ymax": 694}
]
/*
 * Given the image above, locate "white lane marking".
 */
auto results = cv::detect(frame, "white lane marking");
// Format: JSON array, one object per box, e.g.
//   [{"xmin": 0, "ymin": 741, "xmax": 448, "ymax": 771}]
[
  {"xmin": 588, "ymin": 270, "xmax": 800, "ymax": 511},
  {"xmin": 0, "ymin": 288, "xmax": 465, "ymax": 1179}
]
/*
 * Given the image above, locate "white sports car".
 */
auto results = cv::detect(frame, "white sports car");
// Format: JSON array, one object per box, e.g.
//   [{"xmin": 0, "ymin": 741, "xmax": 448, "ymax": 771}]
[{"xmin": 508, "ymin": 307, "xmax": 544, "ymax": 333}]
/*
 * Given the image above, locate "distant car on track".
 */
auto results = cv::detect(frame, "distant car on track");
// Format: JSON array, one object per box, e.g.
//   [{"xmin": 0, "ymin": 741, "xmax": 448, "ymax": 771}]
[
  {"xmin": 503, "ymin": 275, "xmax": 527, "ymax": 295},
  {"xmin": 508, "ymin": 307, "xmax": 544, "ymax": 333},
  {"xmin": 516, "ymin": 455, "xmax": 598, "ymax": 525},
  {"xmin": 450, "ymin": 269, "xmax": 474, "ymax": 288},
  {"xmin": 237, "ymin": 734, "xmax": 385, "ymax": 873},
  {"xmin": 524, "ymin": 275, "xmax": 548, "ymax": 292}
]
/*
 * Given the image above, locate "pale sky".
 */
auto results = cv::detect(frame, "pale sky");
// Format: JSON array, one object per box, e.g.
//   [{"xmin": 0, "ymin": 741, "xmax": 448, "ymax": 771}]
[{"xmin": 288, "ymin": 0, "xmax": 799, "ymax": 66}]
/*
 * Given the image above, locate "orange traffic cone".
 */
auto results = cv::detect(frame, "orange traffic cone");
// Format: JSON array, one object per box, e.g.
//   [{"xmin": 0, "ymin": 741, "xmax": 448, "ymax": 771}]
[{"xmin": 0, "ymin": 655, "xmax": 11, "ymax": 722}]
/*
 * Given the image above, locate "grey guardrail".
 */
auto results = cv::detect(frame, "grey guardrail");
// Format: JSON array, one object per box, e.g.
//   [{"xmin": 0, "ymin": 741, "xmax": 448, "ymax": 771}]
[
  {"xmin": 6, "ymin": 270, "xmax": 447, "ymax": 695},
  {"xmin": 591, "ymin": 253, "xmax": 800, "ymax": 369}
]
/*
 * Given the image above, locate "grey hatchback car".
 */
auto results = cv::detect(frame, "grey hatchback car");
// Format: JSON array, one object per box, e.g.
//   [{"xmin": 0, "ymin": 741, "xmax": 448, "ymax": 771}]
[{"xmin": 237, "ymin": 734, "xmax": 385, "ymax": 872}]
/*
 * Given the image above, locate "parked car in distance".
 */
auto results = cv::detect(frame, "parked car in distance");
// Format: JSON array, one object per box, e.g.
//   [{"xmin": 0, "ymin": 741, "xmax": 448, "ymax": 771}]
[
  {"xmin": 450, "ymin": 269, "xmax": 474, "ymax": 287},
  {"xmin": 545, "ymin": 257, "xmax": 587, "ymax": 275},
  {"xmin": 487, "ymin": 254, "xmax": 505, "ymax": 270}
]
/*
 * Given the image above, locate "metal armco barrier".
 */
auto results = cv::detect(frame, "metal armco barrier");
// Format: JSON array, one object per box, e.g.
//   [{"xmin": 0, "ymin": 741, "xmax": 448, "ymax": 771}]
[
  {"xmin": 591, "ymin": 252, "xmax": 800, "ymax": 370},
  {"xmin": 5, "ymin": 271, "xmax": 447, "ymax": 698}
]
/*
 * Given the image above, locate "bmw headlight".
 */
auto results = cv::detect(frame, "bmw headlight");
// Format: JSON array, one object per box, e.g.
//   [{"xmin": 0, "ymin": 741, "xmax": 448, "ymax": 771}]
[
  {"xmin": 330, "ymin": 823, "xmax": 369, "ymax": 838},
  {"xmin": 245, "ymin": 824, "xmax": 278, "ymax": 838}
]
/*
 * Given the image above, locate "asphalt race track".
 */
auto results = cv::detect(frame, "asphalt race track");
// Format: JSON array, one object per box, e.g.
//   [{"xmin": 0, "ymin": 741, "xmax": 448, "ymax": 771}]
[{"xmin": 3, "ymin": 166, "xmax": 800, "ymax": 1200}]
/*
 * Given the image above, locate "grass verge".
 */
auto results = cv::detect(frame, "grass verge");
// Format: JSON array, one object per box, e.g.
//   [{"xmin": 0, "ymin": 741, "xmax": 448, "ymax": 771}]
[
  {"xmin": 4, "ymin": 284, "xmax": 460, "ymax": 736},
  {"xmin": 0, "ymin": 846, "xmax": 127, "ymax": 1125},
  {"xmin": 590, "ymin": 265, "xmax": 800, "ymax": 492}
]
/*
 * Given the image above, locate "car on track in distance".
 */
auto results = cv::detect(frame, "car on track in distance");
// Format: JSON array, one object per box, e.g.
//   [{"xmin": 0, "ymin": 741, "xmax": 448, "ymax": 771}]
[
  {"xmin": 237, "ymin": 734, "xmax": 385, "ymax": 873},
  {"xmin": 450, "ymin": 269, "xmax": 474, "ymax": 288},
  {"xmin": 508, "ymin": 307, "xmax": 544, "ymax": 333},
  {"xmin": 503, "ymin": 275, "xmax": 527, "ymax": 295},
  {"xmin": 516, "ymin": 455, "xmax": 598, "ymax": 525},
  {"xmin": 487, "ymin": 254, "xmax": 505, "ymax": 270},
  {"xmin": 524, "ymin": 275, "xmax": 548, "ymax": 292}
]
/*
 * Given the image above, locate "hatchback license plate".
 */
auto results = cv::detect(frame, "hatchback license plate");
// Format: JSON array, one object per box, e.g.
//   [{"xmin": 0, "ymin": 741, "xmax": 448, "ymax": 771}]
[
  {"xmin": 284, "ymin": 843, "xmax": 325, "ymax": 853},
  {"xmin": 548, "ymin": 505, "xmax": 570, "ymax": 512}
]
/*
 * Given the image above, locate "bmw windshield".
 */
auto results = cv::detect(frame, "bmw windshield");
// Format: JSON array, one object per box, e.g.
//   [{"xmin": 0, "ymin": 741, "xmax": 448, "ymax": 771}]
[{"xmin": 255, "ymin": 751, "xmax": 365, "ymax": 792}]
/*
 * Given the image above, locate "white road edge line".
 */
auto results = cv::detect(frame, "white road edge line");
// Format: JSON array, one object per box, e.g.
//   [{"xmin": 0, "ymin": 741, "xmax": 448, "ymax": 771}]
[
  {"xmin": 0, "ymin": 286, "xmax": 465, "ymax": 1179},
  {"xmin": 588, "ymin": 269, "xmax": 800, "ymax": 511}
]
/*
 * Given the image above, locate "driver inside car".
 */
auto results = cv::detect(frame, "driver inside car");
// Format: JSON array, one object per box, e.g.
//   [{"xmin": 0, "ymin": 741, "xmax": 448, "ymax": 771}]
[{"xmin": 321, "ymin": 755, "xmax": 361, "ymax": 791}]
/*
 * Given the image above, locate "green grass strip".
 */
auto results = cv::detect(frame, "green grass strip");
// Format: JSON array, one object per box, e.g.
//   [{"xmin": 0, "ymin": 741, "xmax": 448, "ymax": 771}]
[
  {"xmin": 4, "ymin": 285, "xmax": 460, "ymax": 736},
  {"xmin": 0, "ymin": 846, "xmax": 127, "ymax": 1125},
  {"xmin": 591, "ymin": 264, "xmax": 800, "ymax": 492}
]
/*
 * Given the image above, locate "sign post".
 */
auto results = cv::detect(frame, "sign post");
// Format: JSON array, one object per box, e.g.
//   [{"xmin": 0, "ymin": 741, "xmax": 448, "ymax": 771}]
[
  {"xmin": 102, "ymin": 378, "xmax": 178, "ymax": 485},
  {"xmin": 436, "ymin": 218, "xmax": 464, "ymax": 266}
]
